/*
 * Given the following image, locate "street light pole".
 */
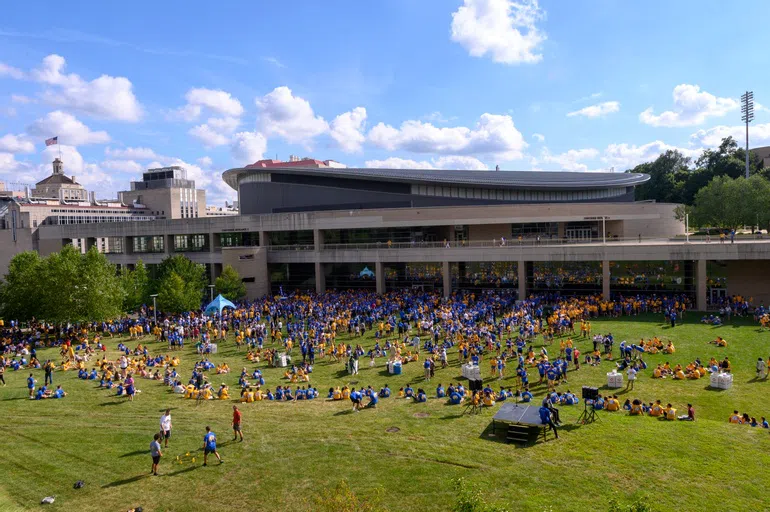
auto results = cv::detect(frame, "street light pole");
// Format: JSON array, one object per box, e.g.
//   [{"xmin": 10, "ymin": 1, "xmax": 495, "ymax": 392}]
[
  {"xmin": 208, "ymin": 284, "xmax": 215, "ymax": 302},
  {"xmin": 741, "ymin": 91, "xmax": 754, "ymax": 179}
]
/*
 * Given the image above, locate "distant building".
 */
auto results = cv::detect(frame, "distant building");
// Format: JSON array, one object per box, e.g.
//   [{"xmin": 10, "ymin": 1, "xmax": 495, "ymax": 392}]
[
  {"xmin": 751, "ymin": 146, "xmax": 770, "ymax": 168},
  {"xmin": 118, "ymin": 166, "xmax": 206, "ymax": 220}
]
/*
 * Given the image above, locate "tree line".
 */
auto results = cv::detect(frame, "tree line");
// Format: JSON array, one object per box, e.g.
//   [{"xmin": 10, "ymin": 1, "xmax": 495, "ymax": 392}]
[
  {"xmin": 628, "ymin": 136, "xmax": 770, "ymax": 229},
  {"xmin": 0, "ymin": 248, "xmax": 247, "ymax": 322}
]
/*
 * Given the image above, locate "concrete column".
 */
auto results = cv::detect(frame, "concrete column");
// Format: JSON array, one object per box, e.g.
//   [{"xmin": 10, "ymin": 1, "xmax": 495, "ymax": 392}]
[
  {"xmin": 696, "ymin": 259, "xmax": 707, "ymax": 311},
  {"xmin": 313, "ymin": 228, "xmax": 323, "ymax": 250},
  {"xmin": 602, "ymin": 260, "xmax": 611, "ymax": 299},
  {"xmin": 124, "ymin": 236, "xmax": 132, "ymax": 255},
  {"xmin": 518, "ymin": 260, "xmax": 527, "ymax": 300},
  {"xmin": 209, "ymin": 232, "xmax": 217, "ymax": 253},
  {"xmin": 375, "ymin": 261, "xmax": 385, "ymax": 294},
  {"xmin": 557, "ymin": 222, "xmax": 566, "ymax": 238},
  {"xmin": 315, "ymin": 261, "xmax": 326, "ymax": 294},
  {"xmin": 442, "ymin": 261, "xmax": 451, "ymax": 297},
  {"xmin": 165, "ymin": 234, "xmax": 174, "ymax": 254},
  {"xmin": 259, "ymin": 231, "xmax": 269, "ymax": 247}
]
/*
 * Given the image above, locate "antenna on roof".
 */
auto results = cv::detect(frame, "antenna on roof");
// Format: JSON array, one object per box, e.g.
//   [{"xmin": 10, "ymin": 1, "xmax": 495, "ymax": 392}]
[{"xmin": 495, "ymin": 165, "xmax": 500, "ymax": 171}]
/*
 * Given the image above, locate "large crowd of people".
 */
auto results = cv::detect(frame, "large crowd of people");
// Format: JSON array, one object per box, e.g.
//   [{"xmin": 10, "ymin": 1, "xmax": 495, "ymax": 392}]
[{"xmin": 2, "ymin": 288, "xmax": 769, "ymax": 474}]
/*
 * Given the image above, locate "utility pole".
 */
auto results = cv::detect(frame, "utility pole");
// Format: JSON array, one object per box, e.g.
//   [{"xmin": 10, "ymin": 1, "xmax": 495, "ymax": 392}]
[{"xmin": 741, "ymin": 91, "xmax": 754, "ymax": 179}]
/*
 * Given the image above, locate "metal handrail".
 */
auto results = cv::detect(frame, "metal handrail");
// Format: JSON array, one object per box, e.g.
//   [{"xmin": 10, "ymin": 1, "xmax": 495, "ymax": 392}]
[{"xmin": 262, "ymin": 234, "xmax": 769, "ymax": 251}]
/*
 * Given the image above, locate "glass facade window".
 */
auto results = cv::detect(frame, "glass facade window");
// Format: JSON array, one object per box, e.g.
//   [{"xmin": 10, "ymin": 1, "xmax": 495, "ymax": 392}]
[
  {"xmin": 133, "ymin": 236, "xmax": 164, "ymax": 253},
  {"xmin": 458, "ymin": 262, "xmax": 518, "ymax": 290},
  {"xmin": 219, "ymin": 232, "xmax": 260, "ymax": 247},
  {"xmin": 610, "ymin": 261, "xmax": 694, "ymax": 298},
  {"xmin": 528, "ymin": 261, "xmax": 602, "ymax": 295},
  {"xmin": 268, "ymin": 263, "xmax": 315, "ymax": 294},
  {"xmin": 174, "ymin": 234, "xmax": 209, "ymax": 252}
]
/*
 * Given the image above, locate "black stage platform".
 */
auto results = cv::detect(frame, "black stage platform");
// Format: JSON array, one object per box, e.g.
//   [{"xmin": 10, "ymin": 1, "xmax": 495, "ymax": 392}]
[{"xmin": 492, "ymin": 403, "xmax": 542, "ymax": 426}]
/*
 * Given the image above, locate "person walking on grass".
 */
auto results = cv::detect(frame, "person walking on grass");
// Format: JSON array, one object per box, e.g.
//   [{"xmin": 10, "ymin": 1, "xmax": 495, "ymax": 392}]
[
  {"xmin": 232, "ymin": 405, "xmax": 243, "ymax": 442},
  {"xmin": 203, "ymin": 426, "xmax": 222, "ymax": 466},
  {"xmin": 150, "ymin": 433, "xmax": 162, "ymax": 476},
  {"xmin": 160, "ymin": 409, "xmax": 172, "ymax": 448},
  {"xmin": 626, "ymin": 365, "xmax": 637, "ymax": 390}
]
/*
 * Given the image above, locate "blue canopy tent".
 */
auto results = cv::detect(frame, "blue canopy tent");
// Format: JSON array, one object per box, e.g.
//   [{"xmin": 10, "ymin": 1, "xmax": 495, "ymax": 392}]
[
  {"xmin": 359, "ymin": 266, "xmax": 375, "ymax": 279},
  {"xmin": 205, "ymin": 295, "xmax": 236, "ymax": 340},
  {"xmin": 205, "ymin": 294, "xmax": 236, "ymax": 316}
]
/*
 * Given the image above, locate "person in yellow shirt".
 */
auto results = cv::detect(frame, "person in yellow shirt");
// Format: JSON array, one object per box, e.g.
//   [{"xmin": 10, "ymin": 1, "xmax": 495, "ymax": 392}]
[
  {"xmin": 649, "ymin": 400, "xmax": 664, "ymax": 417},
  {"xmin": 606, "ymin": 396, "xmax": 620, "ymax": 411},
  {"xmin": 728, "ymin": 410, "xmax": 742, "ymax": 424},
  {"xmin": 664, "ymin": 404, "xmax": 677, "ymax": 421}
]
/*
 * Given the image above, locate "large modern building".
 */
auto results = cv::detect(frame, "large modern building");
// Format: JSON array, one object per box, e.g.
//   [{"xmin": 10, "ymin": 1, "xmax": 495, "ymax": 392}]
[
  {"xmin": 4, "ymin": 155, "xmax": 768, "ymax": 309},
  {"xmin": 118, "ymin": 165, "xmax": 206, "ymax": 220},
  {"xmin": 224, "ymin": 158, "xmax": 647, "ymax": 214}
]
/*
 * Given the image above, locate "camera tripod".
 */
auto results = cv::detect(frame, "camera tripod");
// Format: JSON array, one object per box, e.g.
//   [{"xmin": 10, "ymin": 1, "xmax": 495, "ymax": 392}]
[{"xmin": 577, "ymin": 400, "xmax": 599, "ymax": 424}]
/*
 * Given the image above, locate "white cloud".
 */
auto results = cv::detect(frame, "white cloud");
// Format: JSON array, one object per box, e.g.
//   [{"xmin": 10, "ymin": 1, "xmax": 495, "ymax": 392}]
[
  {"xmin": 368, "ymin": 113, "xmax": 526, "ymax": 160},
  {"xmin": 330, "ymin": 107, "xmax": 367, "ymax": 153},
  {"xmin": 32, "ymin": 54, "xmax": 142, "ymax": 122},
  {"xmin": 450, "ymin": 0, "xmax": 546, "ymax": 65},
  {"xmin": 105, "ymin": 146, "xmax": 159, "ymax": 160},
  {"xmin": 0, "ymin": 134, "xmax": 35, "ymax": 154},
  {"xmin": 567, "ymin": 101, "xmax": 620, "ymax": 118},
  {"xmin": 690, "ymin": 123, "xmax": 770, "ymax": 148},
  {"xmin": 102, "ymin": 159, "xmax": 143, "ymax": 173},
  {"xmin": 27, "ymin": 111, "xmax": 110, "ymax": 145},
  {"xmin": 639, "ymin": 84, "xmax": 738, "ymax": 127},
  {"xmin": 0, "ymin": 62, "xmax": 25, "ymax": 79},
  {"xmin": 11, "ymin": 94, "xmax": 34, "ymax": 104},
  {"xmin": 231, "ymin": 131, "xmax": 268, "ymax": 164},
  {"xmin": 540, "ymin": 148, "xmax": 599, "ymax": 172},
  {"xmin": 365, "ymin": 155, "xmax": 488, "ymax": 170},
  {"xmin": 0, "ymin": 152, "xmax": 33, "ymax": 174},
  {"xmin": 189, "ymin": 122, "xmax": 232, "ymax": 147},
  {"xmin": 532, "ymin": 133, "xmax": 545, "ymax": 142},
  {"xmin": 197, "ymin": 156, "xmax": 213, "ymax": 167},
  {"xmin": 602, "ymin": 141, "xmax": 700, "ymax": 170},
  {"xmin": 181, "ymin": 88, "xmax": 244, "ymax": 119},
  {"xmin": 255, "ymin": 86, "xmax": 329, "ymax": 144}
]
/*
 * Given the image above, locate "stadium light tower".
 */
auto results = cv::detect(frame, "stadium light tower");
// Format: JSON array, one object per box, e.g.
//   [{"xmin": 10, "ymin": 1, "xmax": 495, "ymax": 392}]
[{"xmin": 741, "ymin": 91, "xmax": 754, "ymax": 179}]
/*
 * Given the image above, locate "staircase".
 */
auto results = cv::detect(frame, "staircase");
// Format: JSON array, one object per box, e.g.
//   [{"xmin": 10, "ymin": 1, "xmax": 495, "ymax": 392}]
[{"xmin": 505, "ymin": 424, "xmax": 532, "ymax": 444}]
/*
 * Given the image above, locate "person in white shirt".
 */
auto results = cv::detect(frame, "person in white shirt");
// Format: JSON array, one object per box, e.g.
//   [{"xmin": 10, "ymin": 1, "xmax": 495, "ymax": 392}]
[
  {"xmin": 626, "ymin": 366, "xmax": 637, "ymax": 390},
  {"xmin": 160, "ymin": 409, "xmax": 172, "ymax": 448},
  {"xmin": 757, "ymin": 358, "xmax": 766, "ymax": 379}
]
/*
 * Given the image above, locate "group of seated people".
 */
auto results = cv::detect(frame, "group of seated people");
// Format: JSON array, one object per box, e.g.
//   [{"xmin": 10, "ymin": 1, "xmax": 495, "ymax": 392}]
[
  {"xmin": 708, "ymin": 336, "xmax": 727, "ymax": 347},
  {"xmin": 588, "ymin": 396, "xmax": 694, "ymax": 421},
  {"xmin": 700, "ymin": 314, "xmax": 723, "ymax": 325},
  {"xmin": 283, "ymin": 364, "xmax": 311, "ymax": 383},
  {"xmin": 33, "ymin": 384, "xmax": 67, "ymax": 399},
  {"xmin": 728, "ymin": 411, "xmax": 770, "ymax": 427},
  {"xmin": 240, "ymin": 384, "xmax": 320, "ymax": 402},
  {"xmin": 215, "ymin": 363, "xmax": 230, "ymax": 374}
]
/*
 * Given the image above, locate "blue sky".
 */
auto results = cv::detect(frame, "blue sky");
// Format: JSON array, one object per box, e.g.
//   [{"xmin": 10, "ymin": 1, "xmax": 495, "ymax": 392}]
[{"xmin": 1, "ymin": 0, "xmax": 769, "ymax": 204}]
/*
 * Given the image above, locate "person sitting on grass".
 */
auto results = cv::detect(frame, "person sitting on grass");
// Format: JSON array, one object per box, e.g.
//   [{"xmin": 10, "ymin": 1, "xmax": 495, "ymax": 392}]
[
  {"xmin": 217, "ymin": 384, "xmax": 230, "ymax": 400},
  {"xmin": 404, "ymin": 385, "xmax": 415, "ymax": 399},
  {"xmin": 678, "ymin": 404, "xmax": 695, "ymax": 421},
  {"xmin": 729, "ymin": 410, "xmax": 742, "ymax": 424},
  {"xmin": 605, "ymin": 395, "xmax": 620, "ymax": 412},
  {"xmin": 761, "ymin": 416, "xmax": 769, "ymax": 428},
  {"xmin": 629, "ymin": 399, "xmax": 643, "ymax": 415},
  {"xmin": 649, "ymin": 400, "xmax": 664, "ymax": 417},
  {"xmin": 415, "ymin": 389, "xmax": 427, "ymax": 403},
  {"xmin": 663, "ymin": 341, "xmax": 675, "ymax": 354},
  {"xmin": 664, "ymin": 403, "xmax": 677, "ymax": 421},
  {"xmin": 709, "ymin": 336, "xmax": 727, "ymax": 347},
  {"xmin": 366, "ymin": 390, "xmax": 378, "ymax": 408},
  {"xmin": 742, "ymin": 413, "xmax": 751, "ymax": 425},
  {"xmin": 520, "ymin": 387, "xmax": 533, "ymax": 403},
  {"xmin": 436, "ymin": 384, "xmax": 445, "ymax": 398},
  {"xmin": 379, "ymin": 385, "xmax": 391, "ymax": 398}
]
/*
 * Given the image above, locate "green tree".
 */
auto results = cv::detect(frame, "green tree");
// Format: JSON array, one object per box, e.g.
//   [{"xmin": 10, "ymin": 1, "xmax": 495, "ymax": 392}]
[
  {"xmin": 40, "ymin": 244, "xmax": 85, "ymax": 323},
  {"xmin": 215, "ymin": 264, "xmax": 246, "ymax": 301},
  {"xmin": 691, "ymin": 175, "xmax": 770, "ymax": 229},
  {"xmin": 155, "ymin": 255, "xmax": 206, "ymax": 312},
  {"xmin": 631, "ymin": 150, "xmax": 691, "ymax": 203},
  {"xmin": 0, "ymin": 251, "xmax": 44, "ymax": 321},
  {"xmin": 120, "ymin": 259, "xmax": 150, "ymax": 312},
  {"xmin": 79, "ymin": 247, "xmax": 123, "ymax": 322},
  {"xmin": 157, "ymin": 272, "xmax": 190, "ymax": 314}
]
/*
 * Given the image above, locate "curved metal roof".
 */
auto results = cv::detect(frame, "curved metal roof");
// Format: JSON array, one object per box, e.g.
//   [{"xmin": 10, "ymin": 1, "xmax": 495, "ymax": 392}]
[{"xmin": 223, "ymin": 166, "xmax": 649, "ymax": 191}]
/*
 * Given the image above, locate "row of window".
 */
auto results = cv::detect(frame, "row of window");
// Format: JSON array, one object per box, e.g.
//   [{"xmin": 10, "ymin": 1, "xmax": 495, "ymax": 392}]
[
  {"xmin": 410, "ymin": 185, "xmax": 626, "ymax": 202},
  {"xmin": 174, "ymin": 234, "xmax": 208, "ymax": 252}
]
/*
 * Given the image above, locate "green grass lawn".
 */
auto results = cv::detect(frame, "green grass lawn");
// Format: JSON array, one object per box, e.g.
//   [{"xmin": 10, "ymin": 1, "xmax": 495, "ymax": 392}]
[{"xmin": 1, "ymin": 313, "xmax": 770, "ymax": 512}]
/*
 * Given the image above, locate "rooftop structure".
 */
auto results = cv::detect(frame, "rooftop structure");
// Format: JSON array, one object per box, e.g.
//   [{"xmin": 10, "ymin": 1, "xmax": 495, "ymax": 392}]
[{"xmin": 223, "ymin": 161, "xmax": 649, "ymax": 215}]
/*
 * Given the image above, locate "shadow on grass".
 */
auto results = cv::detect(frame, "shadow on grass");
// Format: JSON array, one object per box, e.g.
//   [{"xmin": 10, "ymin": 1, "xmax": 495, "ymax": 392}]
[
  {"xmin": 1, "ymin": 397, "xmax": 29, "ymax": 401},
  {"xmin": 98, "ymin": 401, "xmax": 123, "ymax": 406},
  {"xmin": 102, "ymin": 473, "xmax": 149, "ymax": 488},
  {"xmin": 161, "ymin": 465, "xmax": 199, "ymax": 477},
  {"xmin": 119, "ymin": 449, "xmax": 147, "ymax": 458}
]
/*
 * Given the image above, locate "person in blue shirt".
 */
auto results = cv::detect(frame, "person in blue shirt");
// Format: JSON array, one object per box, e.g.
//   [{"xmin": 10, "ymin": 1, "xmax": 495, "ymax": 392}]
[
  {"xmin": 762, "ymin": 416, "xmax": 769, "ymax": 429},
  {"xmin": 35, "ymin": 386, "xmax": 46, "ymax": 400},
  {"xmin": 350, "ymin": 388, "xmax": 362, "ymax": 412},
  {"xmin": 404, "ymin": 385, "xmax": 414, "ymax": 399},
  {"xmin": 27, "ymin": 373, "xmax": 36, "ymax": 399},
  {"xmin": 379, "ymin": 385, "xmax": 391, "ymax": 398},
  {"xmin": 367, "ymin": 391, "xmax": 378, "ymax": 408},
  {"xmin": 538, "ymin": 406, "xmax": 558, "ymax": 439},
  {"xmin": 202, "ymin": 426, "xmax": 222, "ymax": 466},
  {"xmin": 53, "ymin": 385, "xmax": 66, "ymax": 399},
  {"xmin": 520, "ymin": 387, "xmax": 533, "ymax": 402},
  {"xmin": 436, "ymin": 384, "xmax": 445, "ymax": 398},
  {"xmin": 415, "ymin": 389, "xmax": 427, "ymax": 402}
]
